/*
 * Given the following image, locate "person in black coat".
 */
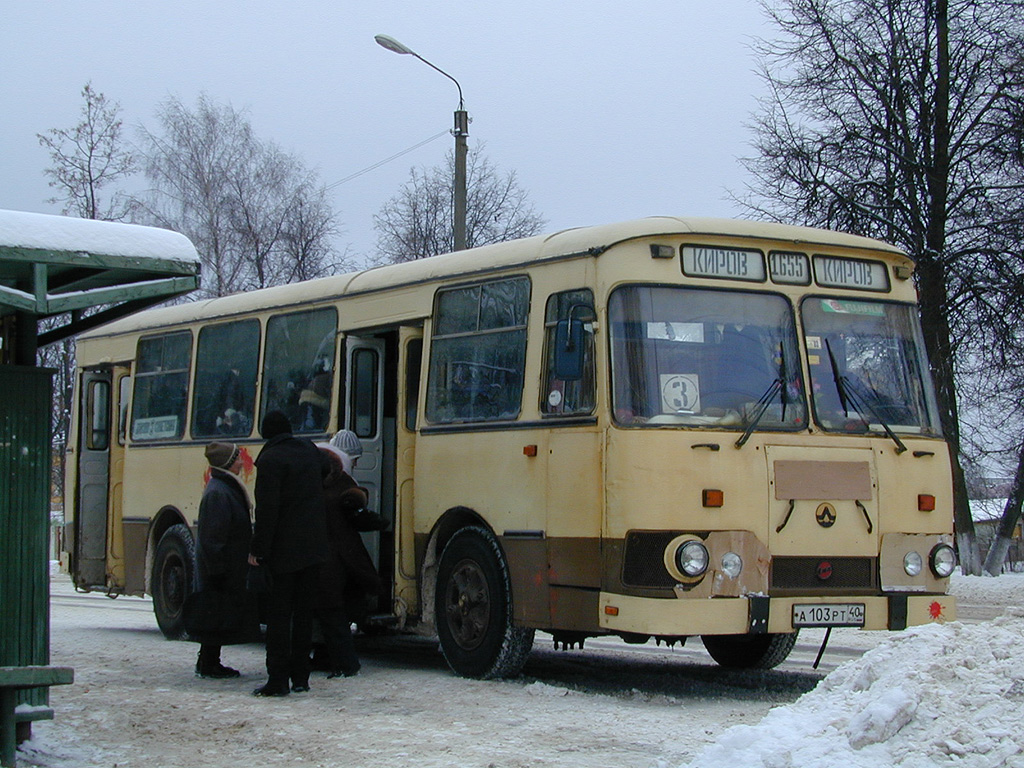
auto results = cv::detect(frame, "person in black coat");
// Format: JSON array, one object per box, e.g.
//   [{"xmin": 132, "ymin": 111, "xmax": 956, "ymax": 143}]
[
  {"xmin": 316, "ymin": 442, "xmax": 385, "ymax": 678},
  {"xmin": 194, "ymin": 441, "xmax": 257, "ymax": 678},
  {"xmin": 248, "ymin": 410, "xmax": 330, "ymax": 697}
]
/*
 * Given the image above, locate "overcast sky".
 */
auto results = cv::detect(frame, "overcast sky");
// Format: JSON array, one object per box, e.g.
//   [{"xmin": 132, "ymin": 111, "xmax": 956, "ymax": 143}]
[{"xmin": 1, "ymin": 1, "xmax": 771, "ymax": 267}]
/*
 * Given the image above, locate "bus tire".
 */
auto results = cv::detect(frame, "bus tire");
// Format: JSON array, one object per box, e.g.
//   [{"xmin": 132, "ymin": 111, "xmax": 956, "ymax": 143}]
[
  {"xmin": 435, "ymin": 526, "xmax": 534, "ymax": 679},
  {"xmin": 701, "ymin": 631, "xmax": 798, "ymax": 670},
  {"xmin": 152, "ymin": 523, "xmax": 196, "ymax": 640}
]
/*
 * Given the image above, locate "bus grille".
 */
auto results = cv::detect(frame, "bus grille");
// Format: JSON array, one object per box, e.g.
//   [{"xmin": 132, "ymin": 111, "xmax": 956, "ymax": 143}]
[
  {"xmin": 621, "ymin": 531, "xmax": 680, "ymax": 588},
  {"xmin": 771, "ymin": 556, "xmax": 876, "ymax": 594},
  {"xmin": 621, "ymin": 535, "xmax": 878, "ymax": 595}
]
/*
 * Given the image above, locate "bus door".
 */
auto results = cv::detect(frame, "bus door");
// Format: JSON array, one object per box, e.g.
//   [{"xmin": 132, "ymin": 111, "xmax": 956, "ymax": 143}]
[
  {"xmin": 394, "ymin": 326, "xmax": 423, "ymax": 617},
  {"xmin": 344, "ymin": 335, "xmax": 387, "ymax": 568},
  {"xmin": 74, "ymin": 369, "xmax": 113, "ymax": 589}
]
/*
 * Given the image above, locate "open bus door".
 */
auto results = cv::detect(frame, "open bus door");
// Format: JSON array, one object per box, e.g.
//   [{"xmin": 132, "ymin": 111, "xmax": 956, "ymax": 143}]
[{"xmin": 344, "ymin": 336, "xmax": 388, "ymax": 569}]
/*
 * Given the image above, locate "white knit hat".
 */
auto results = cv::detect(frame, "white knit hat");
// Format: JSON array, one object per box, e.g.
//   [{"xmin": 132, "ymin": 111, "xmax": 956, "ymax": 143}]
[{"xmin": 330, "ymin": 430, "xmax": 363, "ymax": 457}]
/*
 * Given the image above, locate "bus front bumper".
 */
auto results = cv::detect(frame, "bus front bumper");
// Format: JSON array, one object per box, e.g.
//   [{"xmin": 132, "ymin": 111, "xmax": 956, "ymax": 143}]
[{"xmin": 598, "ymin": 592, "xmax": 957, "ymax": 636}]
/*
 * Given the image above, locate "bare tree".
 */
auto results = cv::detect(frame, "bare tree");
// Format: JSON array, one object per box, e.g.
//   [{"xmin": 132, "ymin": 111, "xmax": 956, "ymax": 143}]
[
  {"xmin": 739, "ymin": 0, "xmax": 1024, "ymax": 573},
  {"xmin": 134, "ymin": 94, "xmax": 344, "ymax": 297},
  {"xmin": 37, "ymin": 82, "xmax": 136, "ymax": 221},
  {"xmin": 374, "ymin": 145, "xmax": 546, "ymax": 263},
  {"xmin": 36, "ymin": 82, "xmax": 137, "ymax": 499}
]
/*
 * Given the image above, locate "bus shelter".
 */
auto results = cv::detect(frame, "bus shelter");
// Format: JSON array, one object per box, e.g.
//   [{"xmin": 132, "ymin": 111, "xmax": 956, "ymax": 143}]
[{"xmin": 0, "ymin": 210, "xmax": 199, "ymax": 765}]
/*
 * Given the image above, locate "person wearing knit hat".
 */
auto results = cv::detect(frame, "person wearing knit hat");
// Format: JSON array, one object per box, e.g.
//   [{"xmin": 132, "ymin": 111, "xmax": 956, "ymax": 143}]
[
  {"xmin": 260, "ymin": 409, "xmax": 292, "ymax": 440},
  {"xmin": 192, "ymin": 441, "xmax": 257, "ymax": 679},
  {"xmin": 205, "ymin": 441, "xmax": 240, "ymax": 471},
  {"xmin": 329, "ymin": 430, "xmax": 363, "ymax": 459}
]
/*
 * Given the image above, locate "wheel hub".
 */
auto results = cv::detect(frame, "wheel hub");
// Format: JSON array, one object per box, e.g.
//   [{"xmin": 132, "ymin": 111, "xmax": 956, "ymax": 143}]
[{"xmin": 445, "ymin": 559, "xmax": 490, "ymax": 651}]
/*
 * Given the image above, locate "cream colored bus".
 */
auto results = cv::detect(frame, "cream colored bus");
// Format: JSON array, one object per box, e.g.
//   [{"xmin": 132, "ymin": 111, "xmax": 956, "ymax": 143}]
[{"xmin": 65, "ymin": 216, "xmax": 957, "ymax": 678}]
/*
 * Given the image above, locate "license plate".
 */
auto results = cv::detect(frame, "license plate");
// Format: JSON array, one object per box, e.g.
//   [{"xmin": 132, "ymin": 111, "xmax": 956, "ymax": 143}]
[{"xmin": 792, "ymin": 603, "xmax": 865, "ymax": 627}]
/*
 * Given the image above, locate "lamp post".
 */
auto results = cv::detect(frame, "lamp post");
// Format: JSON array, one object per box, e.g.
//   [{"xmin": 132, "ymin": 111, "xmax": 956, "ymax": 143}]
[{"xmin": 375, "ymin": 34, "xmax": 469, "ymax": 252}]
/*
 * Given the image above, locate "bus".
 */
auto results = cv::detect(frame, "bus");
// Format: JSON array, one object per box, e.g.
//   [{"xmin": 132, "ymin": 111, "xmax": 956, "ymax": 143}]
[{"xmin": 65, "ymin": 216, "xmax": 957, "ymax": 678}]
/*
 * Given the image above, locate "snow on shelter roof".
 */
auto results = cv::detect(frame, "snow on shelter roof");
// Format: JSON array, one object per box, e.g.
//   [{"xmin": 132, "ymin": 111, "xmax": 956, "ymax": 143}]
[
  {"xmin": 0, "ymin": 209, "xmax": 201, "ymax": 347},
  {"xmin": 0, "ymin": 209, "xmax": 199, "ymax": 263}
]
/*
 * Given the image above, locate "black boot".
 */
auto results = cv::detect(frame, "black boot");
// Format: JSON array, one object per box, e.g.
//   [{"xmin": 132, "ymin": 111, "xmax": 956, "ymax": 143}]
[
  {"xmin": 252, "ymin": 680, "xmax": 290, "ymax": 697},
  {"xmin": 196, "ymin": 645, "xmax": 241, "ymax": 679}
]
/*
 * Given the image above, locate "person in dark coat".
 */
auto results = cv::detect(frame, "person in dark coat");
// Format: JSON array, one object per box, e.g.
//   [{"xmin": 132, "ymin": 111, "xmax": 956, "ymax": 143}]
[
  {"xmin": 248, "ymin": 410, "xmax": 330, "ymax": 697},
  {"xmin": 194, "ymin": 441, "xmax": 257, "ymax": 678},
  {"xmin": 316, "ymin": 440, "xmax": 384, "ymax": 678}
]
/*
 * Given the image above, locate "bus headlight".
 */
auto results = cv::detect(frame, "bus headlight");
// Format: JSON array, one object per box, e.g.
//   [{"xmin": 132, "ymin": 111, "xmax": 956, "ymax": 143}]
[
  {"xmin": 903, "ymin": 550, "xmax": 923, "ymax": 577},
  {"xmin": 676, "ymin": 541, "xmax": 709, "ymax": 578},
  {"xmin": 929, "ymin": 543, "xmax": 956, "ymax": 578},
  {"xmin": 721, "ymin": 551, "xmax": 743, "ymax": 579}
]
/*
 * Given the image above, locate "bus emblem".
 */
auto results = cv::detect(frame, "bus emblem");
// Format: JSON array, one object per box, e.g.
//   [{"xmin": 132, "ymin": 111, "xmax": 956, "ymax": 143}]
[
  {"xmin": 815, "ymin": 503, "xmax": 837, "ymax": 528},
  {"xmin": 816, "ymin": 561, "xmax": 833, "ymax": 580}
]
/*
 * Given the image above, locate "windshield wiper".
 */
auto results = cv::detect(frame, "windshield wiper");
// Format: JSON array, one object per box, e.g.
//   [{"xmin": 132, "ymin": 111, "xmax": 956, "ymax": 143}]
[
  {"xmin": 825, "ymin": 339, "xmax": 907, "ymax": 454},
  {"xmin": 734, "ymin": 378, "xmax": 783, "ymax": 448},
  {"xmin": 735, "ymin": 343, "xmax": 790, "ymax": 449}
]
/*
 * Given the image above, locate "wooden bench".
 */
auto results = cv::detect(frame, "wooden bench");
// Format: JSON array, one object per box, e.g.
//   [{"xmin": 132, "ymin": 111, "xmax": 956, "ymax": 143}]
[{"xmin": 0, "ymin": 666, "xmax": 74, "ymax": 768}]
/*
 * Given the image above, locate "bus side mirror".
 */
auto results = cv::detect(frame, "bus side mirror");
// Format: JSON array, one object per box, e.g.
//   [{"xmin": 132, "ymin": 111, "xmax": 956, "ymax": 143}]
[{"xmin": 553, "ymin": 319, "xmax": 585, "ymax": 381}]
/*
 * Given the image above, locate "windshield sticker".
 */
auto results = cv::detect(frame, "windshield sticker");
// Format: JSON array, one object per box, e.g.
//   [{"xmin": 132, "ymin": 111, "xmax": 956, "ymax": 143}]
[
  {"xmin": 646, "ymin": 322, "xmax": 704, "ymax": 343},
  {"xmin": 806, "ymin": 336, "xmax": 822, "ymax": 350},
  {"xmin": 660, "ymin": 374, "xmax": 701, "ymax": 414},
  {"xmin": 819, "ymin": 299, "xmax": 887, "ymax": 316}
]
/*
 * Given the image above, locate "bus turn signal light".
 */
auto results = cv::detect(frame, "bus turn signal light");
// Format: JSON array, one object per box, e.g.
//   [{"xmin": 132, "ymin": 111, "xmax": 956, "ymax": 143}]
[
  {"xmin": 703, "ymin": 489, "xmax": 724, "ymax": 508},
  {"xmin": 523, "ymin": 445, "xmax": 538, "ymax": 457},
  {"xmin": 604, "ymin": 605, "xmax": 619, "ymax": 616},
  {"xmin": 918, "ymin": 494, "xmax": 936, "ymax": 512}
]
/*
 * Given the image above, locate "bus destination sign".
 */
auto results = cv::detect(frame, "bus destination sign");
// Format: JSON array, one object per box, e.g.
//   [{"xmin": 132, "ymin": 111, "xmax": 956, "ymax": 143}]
[
  {"xmin": 813, "ymin": 255, "xmax": 889, "ymax": 291},
  {"xmin": 682, "ymin": 246, "xmax": 765, "ymax": 282},
  {"xmin": 769, "ymin": 251, "xmax": 810, "ymax": 285}
]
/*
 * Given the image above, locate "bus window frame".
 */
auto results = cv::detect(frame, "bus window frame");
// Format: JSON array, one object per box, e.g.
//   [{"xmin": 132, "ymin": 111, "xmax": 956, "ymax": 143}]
[
  {"xmin": 129, "ymin": 330, "xmax": 193, "ymax": 443},
  {"xmin": 260, "ymin": 306, "xmax": 339, "ymax": 435},
  {"xmin": 608, "ymin": 282, "xmax": 805, "ymax": 432},
  {"xmin": 800, "ymin": 294, "xmax": 941, "ymax": 436},
  {"xmin": 189, "ymin": 318, "xmax": 261, "ymax": 440},
  {"xmin": 425, "ymin": 275, "xmax": 532, "ymax": 425},
  {"xmin": 540, "ymin": 288, "xmax": 597, "ymax": 418}
]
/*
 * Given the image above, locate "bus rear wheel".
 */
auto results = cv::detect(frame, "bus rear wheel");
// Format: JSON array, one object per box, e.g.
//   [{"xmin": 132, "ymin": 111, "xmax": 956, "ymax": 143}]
[
  {"xmin": 701, "ymin": 631, "xmax": 798, "ymax": 670},
  {"xmin": 152, "ymin": 523, "xmax": 196, "ymax": 640},
  {"xmin": 435, "ymin": 527, "xmax": 534, "ymax": 679}
]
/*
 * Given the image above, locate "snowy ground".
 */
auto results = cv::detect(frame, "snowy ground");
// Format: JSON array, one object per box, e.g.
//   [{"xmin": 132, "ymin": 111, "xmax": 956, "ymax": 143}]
[{"xmin": 15, "ymin": 571, "xmax": 1024, "ymax": 768}]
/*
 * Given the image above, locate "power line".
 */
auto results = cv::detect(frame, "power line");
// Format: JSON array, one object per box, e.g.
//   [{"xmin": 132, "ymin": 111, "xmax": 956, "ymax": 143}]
[{"xmin": 326, "ymin": 129, "xmax": 450, "ymax": 191}]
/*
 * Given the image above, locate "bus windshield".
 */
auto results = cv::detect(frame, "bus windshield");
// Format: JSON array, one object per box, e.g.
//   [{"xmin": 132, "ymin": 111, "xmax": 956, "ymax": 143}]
[
  {"xmin": 610, "ymin": 286, "xmax": 805, "ymax": 430},
  {"xmin": 802, "ymin": 297, "xmax": 941, "ymax": 435}
]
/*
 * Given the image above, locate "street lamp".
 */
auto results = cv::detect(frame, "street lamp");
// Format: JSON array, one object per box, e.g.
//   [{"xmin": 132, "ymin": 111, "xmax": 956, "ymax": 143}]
[{"xmin": 375, "ymin": 34, "xmax": 469, "ymax": 252}]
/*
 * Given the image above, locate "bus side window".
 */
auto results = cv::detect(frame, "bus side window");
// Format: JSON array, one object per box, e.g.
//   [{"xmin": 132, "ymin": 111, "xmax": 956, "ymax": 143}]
[
  {"xmin": 404, "ymin": 338, "xmax": 423, "ymax": 431},
  {"xmin": 85, "ymin": 379, "xmax": 110, "ymax": 451},
  {"xmin": 191, "ymin": 319, "xmax": 260, "ymax": 439},
  {"xmin": 261, "ymin": 308, "xmax": 338, "ymax": 434},
  {"xmin": 117, "ymin": 374, "xmax": 130, "ymax": 445},
  {"xmin": 426, "ymin": 277, "xmax": 530, "ymax": 423},
  {"xmin": 130, "ymin": 331, "xmax": 192, "ymax": 442},
  {"xmin": 542, "ymin": 289, "xmax": 596, "ymax": 416}
]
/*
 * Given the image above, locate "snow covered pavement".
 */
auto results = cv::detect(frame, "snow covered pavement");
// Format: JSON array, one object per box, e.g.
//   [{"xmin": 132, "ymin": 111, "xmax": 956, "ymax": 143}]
[{"xmin": 15, "ymin": 572, "xmax": 1024, "ymax": 767}]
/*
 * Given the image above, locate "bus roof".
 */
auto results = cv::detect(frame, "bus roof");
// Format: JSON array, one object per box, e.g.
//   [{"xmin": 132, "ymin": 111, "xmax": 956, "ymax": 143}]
[{"xmin": 78, "ymin": 216, "xmax": 907, "ymax": 339}]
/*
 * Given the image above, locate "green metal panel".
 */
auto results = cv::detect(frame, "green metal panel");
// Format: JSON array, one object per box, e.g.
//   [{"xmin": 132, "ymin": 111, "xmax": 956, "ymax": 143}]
[{"xmin": 0, "ymin": 366, "xmax": 54, "ymax": 708}]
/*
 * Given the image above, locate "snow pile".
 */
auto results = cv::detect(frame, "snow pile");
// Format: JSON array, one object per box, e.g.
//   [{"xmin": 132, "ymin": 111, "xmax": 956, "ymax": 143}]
[{"xmin": 684, "ymin": 610, "xmax": 1024, "ymax": 767}]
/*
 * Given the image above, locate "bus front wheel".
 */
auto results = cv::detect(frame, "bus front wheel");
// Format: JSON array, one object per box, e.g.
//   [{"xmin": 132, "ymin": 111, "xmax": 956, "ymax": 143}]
[
  {"xmin": 701, "ymin": 631, "xmax": 798, "ymax": 670},
  {"xmin": 435, "ymin": 527, "xmax": 534, "ymax": 679},
  {"xmin": 152, "ymin": 523, "xmax": 196, "ymax": 640}
]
